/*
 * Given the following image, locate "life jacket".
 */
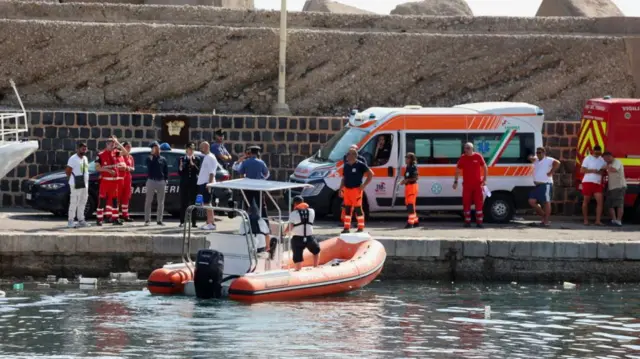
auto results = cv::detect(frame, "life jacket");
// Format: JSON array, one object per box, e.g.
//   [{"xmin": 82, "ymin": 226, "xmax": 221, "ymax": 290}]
[{"xmin": 292, "ymin": 202, "xmax": 313, "ymax": 237}]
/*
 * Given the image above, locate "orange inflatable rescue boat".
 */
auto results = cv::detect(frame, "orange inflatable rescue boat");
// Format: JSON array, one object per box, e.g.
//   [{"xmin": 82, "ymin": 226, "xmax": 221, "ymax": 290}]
[{"xmin": 147, "ymin": 179, "xmax": 386, "ymax": 302}]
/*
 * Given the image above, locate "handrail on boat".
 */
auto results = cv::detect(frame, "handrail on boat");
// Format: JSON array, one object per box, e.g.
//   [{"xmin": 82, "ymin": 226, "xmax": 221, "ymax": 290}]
[{"xmin": 0, "ymin": 80, "xmax": 28, "ymax": 143}]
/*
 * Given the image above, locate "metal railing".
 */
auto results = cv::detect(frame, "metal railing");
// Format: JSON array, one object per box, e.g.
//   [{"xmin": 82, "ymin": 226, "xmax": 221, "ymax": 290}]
[{"xmin": 0, "ymin": 80, "xmax": 28, "ymax": 143}]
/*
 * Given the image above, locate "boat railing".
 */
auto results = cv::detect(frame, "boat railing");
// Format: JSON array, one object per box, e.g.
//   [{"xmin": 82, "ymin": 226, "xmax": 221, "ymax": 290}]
[
  {"xmin": 0, "ymin": 80, "xmax": 28, "ymax": 143},
  {"xmin": 182, "ymin": 204, "xmax": 257, "ymax": 276}
]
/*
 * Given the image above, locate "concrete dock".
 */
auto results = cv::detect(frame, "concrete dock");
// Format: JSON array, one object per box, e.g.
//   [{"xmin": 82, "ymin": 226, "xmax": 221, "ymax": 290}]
[{"xmin": 1, "ymin": 209, "xmax": 640, "ymax": 282}]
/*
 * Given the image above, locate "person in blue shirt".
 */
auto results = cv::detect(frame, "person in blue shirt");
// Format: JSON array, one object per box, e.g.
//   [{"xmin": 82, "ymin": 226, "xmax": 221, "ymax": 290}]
[
  {"xmin": 211, "ymin": 129, "xmax": 232, "ymax": 168},
  {"xmin": 340, "ymin": 149, "xmax": 373, "ymax": 234},
  {"xmin": 235, "ymin": 146, "xmax": 269, "ymax": 217}
]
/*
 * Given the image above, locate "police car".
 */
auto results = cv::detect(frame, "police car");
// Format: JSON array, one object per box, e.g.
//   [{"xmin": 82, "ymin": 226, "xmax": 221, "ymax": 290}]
[{"xmin": 23, "ymin": 146, "xmax": 232, "ymax": 219}]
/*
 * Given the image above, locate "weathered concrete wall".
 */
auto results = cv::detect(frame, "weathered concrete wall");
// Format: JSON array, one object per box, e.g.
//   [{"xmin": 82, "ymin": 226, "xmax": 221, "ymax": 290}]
[
  {"xmin": 0, "ymin": 110, "xmax": 580, "ymax": 215},
  {"xmin": 0, "ymin": 18, "xmax": 635, "ymax": 118},
  {"xmin": 2, "ymin": 233, "xmax": 640, "ymax": 282}
]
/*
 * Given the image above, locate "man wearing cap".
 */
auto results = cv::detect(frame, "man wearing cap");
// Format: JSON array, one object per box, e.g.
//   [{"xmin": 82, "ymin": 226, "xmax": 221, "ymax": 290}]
[
  {"xmin": 211, "ymin": 130, "xmax": 232, "ymax": 168},
  {"xmin": 197, "ymin": 141, "xmax": 219, "ymax": 230},
  {"xmin": 111, "ymin": 137, "xmax": 134, "ymax": 222},
  {"xmin": 144, "ymin": 141, "xmax": 169, "ymax": 226},
  {"xmin": 95, "ymin": 138, "xmax": 123, "ymax": 226},
  {"xmin": 65, "ymin": 142, "xmax": 90, "ymax": 228},
  {"xmin": 179, "ymin": 142, "xmax": 201, "ymax": 228},
  {"xmin": 288, "ymin": 196, "xmax": 320, "ymax": 271},
  {"xmin": 237, "ymin": 145, "xmax": 270, "ymax": 217}
]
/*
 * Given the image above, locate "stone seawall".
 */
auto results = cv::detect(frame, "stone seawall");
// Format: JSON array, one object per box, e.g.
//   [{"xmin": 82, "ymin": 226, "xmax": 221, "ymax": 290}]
[
  {"xmin": 0, "ymin": 16, "xmax": 635, "ymax": 117},
  {"xmin": 0, "ymin": 111, "xmax": 580, "ymax": 214},
  {"xmin": 2, "ymin": 233, "xmax": 639, "ymax": 282}
]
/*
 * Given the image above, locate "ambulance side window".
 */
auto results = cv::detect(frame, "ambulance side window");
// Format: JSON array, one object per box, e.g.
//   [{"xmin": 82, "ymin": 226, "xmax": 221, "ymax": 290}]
[
  {"xmin": 406, "ymin": 134, "xmax": 464, "ymax": 164},
  {"xmin": 469, "ymin": 133, "xmax": 535, "ymax": 164}
]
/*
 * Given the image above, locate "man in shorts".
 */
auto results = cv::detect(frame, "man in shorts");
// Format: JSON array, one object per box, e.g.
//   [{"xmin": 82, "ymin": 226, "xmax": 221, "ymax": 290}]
[
  {"xmin": 527, "ymin": 147, "xmax": 560, "ymax": 226},
  {"xmin": 288, "ymin": 196, "xmax": 320, "ymax": 271},
  {"xmin": 340, "ymin": 148, "xmax": 373, "ymax": 233},
  {"xmin": 580, "ymin": 145, "xmax": 606, "ymax": 226},
  {"xmin": 603, "ymin": 151, "xmax": 627, "ymax": 226}
]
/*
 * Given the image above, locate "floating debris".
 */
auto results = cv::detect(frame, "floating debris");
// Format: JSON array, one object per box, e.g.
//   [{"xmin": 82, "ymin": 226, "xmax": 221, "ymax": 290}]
[
  {"xmin": 563, "ymin": 282, "xmax": 577, "ymax": 289},
  {"xmin": 109, "ymin": 272, "xmax": 138, "ymax": 282}
]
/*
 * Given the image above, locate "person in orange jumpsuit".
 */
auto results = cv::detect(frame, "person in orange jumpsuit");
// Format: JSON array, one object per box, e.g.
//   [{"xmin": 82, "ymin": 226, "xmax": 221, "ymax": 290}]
[
  {"xmin": 340, "ymin": 149, "xmax": 373, "ymax": 233},
  {"xmin": 453, "ymin": 142, "xmax": 488, "ymax": 228},
  {"xmin": 113, "ymin": 140, "xmax": 134, "ymax": 222},
  {"xmin": 401, "ymin": 152, "xmax": 419, "ymax": 228}
]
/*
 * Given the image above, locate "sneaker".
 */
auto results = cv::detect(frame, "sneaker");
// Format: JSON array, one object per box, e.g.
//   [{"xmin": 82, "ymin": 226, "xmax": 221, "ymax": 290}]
[
  {"xmin": 179, "ymin": 223, "xmax": 184, "ymax": 228},
  {"xmin": 157, "ymin": 222, "xmax": 165, "ymax": 226},
  {"xmin": 124, "ymin": 217, "xmax": 134, "ymax": 222},
  {"xmin": 112, "ymin": 219, "xmax": 123, "ymax": 226},
  {"xmin": 200, "ymin": 223, "xmax": 216, "ymax": 230},
  {"xmin": 476, "ymin": 223, "xmax": 484, "ymax": 229},
  {"xmin": 96, "ymin": 221, "xmax": 103, "ymax": 227},
  {"xmin": 615, "ymin": 220, "xmax": 623, "ymax": 227},
  {"xmin": 341, "ymin": 229, "xmax": 350, "ymax": 234},
  {"xmin": 404, "ymin": 223, "xmax": 413, "ymax": 229},
  {"xmin": 413, "ymin": 223, "xmax": 420, "ymax": 228},
  {"xmin": 144, "ymin": 221, "xmax": 150, "ymax": 226},
  {"xmin": 77, "ymin": 221, "xmax": 90, "ymax": 228},
  {"xmin": 463, "ymin": 223, "xmax": 471, "ymax": 228},
  {"xmin": 67, "ymin": 220, "xmax": 76, "ymax": 228},
  {"xmin": 356, "ymin": 228, "xmax": 364, "ymax": 233}
]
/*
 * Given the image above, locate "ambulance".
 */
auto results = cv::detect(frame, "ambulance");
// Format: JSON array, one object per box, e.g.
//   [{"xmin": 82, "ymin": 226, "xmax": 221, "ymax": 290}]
[
  {"xmin": 575, "ymin": 97, "xmax": 640, "ymax": 222},
  {"xmin": 289, "ymin": 102, "xmax": 545, "ymax": 223}
]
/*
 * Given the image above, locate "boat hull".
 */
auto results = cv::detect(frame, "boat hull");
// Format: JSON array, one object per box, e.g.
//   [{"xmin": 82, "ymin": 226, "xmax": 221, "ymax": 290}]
[
  {"xmin": 0, "ymin": 140, "xmax": 38, "ymax": 179},
  {"xmin": 147, "ymin": 235, "xmax": 387, "ymax": 302}
]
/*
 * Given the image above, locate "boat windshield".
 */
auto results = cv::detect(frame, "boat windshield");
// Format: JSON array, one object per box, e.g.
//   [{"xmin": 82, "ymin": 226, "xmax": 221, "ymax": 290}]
[{"xmin": 314, "ymin": 127, "xmax": 369, "ymax": 163}]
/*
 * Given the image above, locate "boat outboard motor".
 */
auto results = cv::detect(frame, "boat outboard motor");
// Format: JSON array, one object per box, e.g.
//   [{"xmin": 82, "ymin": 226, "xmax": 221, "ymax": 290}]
[{"xmin": 194, "ymin": 249, "xmax": 224, "ymax": 299}]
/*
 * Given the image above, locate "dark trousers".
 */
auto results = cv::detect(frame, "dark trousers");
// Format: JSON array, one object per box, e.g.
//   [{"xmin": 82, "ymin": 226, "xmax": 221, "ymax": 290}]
[
  {"xmin": 180, "ymin": 182, "xmax": 198, "ymax": 225},
  {"xmin": 245, "ymin": 190, "xmax": 268, "ymax": 218}
]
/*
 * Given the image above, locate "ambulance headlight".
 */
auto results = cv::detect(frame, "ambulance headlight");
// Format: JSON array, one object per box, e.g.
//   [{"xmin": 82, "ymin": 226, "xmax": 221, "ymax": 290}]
[{"xmin": 309, "ymin": 170, "xmax": 329, "ymax": 179}]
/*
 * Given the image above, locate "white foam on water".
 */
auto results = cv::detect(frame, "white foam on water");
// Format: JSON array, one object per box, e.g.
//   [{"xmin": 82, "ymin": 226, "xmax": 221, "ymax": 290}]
[
  {"xmin": 593, "ymin": 332, "xmax": 638, "ymax": 341},
  {"xmin": 504, "ymin": 311, "xmax": 531, "ymax": 317},
  {"xmin": 549, "ymin": 316, "xmax": 572, "ymax": 321},
  {"xmin": 596, "ymin": 325, "xmax": 638, "ymax": 333},
  {"xmin": 436, "ymin": 308, "xmax": 468, "ymax": 313},
  {"xmin": 436, "ymin": 336, "xmax": 459, "ymax": 340},
  {"xmin": 621, "ymin": 345, "xmax": 640, "ymax": 350},
  {"xmin": 450, "ymin": 317, "xmax": 516, "ymax": 325},
  {"xmin": 614, "ymin": 318, "xmax": 635, "ymax": 321},
  {"xmin": 570, "ymin": 347, "xmax": 593, "ymax": 353}
]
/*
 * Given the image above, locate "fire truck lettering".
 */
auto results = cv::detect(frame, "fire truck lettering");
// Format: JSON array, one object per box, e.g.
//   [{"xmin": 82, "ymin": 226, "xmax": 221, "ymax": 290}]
[{"xmin": 622, "ymin": 106, "xmax": 640, "ymax": 111}]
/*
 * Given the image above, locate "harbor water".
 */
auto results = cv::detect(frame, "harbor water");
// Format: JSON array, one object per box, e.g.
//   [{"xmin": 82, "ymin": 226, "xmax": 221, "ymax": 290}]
[{"xmin": 1, "ymin": 281, "xmax": 640, "ymax": 358}]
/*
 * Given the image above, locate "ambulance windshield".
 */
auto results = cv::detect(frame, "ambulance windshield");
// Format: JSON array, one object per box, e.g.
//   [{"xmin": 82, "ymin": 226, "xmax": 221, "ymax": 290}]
[{"xmin": 314, "ymin": 127, "xmax": 369, "ymax": 163}]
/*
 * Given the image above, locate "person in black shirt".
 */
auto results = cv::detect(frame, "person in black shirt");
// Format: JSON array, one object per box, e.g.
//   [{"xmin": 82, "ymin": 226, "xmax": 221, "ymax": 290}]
[
  {"xmin": 144, "ymin": 142, "xmax": 169, "ymax": 226},
  {"xmin": 401, "ymin": 152, "xmax": 419, "ymax": 228},
  {"xmin": 179, "ymin": 142, "xmax": 201, "ymax": 228},
  {"xmin": 339, "ymin": 145, "xmax": 367, "ymax": 226},
  {"xmin": 340, "ymin": 149, "xmax": 373, "ymax": 233}
]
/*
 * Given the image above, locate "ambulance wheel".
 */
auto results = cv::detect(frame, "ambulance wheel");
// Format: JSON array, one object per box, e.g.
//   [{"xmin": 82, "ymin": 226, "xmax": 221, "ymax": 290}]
[
  {"xmin": 331, "ymin": 196, "xmax": 342, "ymax": 221},
  {"xmin": 483, "ymin": 193, "xmax": 514, "ymax": 224}
]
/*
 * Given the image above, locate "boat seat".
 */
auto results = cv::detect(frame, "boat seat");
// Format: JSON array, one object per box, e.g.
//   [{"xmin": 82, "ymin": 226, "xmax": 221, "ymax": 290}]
[
  {"xmin": 338, "ymin": 232, "xmax": 372, "ymax": 244},
  {"xmin": 205, "ymin": 233, "xmax": 254, "ymax": 277}
]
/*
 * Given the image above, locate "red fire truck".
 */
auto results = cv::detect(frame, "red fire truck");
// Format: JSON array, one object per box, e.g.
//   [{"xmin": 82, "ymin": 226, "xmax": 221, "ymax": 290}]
[{"xmin": 575, "ymin": 96, "xmax": 640, "ymax": 222}]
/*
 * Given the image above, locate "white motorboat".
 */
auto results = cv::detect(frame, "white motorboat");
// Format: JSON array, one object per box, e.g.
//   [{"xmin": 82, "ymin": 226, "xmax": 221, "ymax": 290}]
[{"xmin": 0, "ymin": 80, "xmax": 38, "ymax": 179}]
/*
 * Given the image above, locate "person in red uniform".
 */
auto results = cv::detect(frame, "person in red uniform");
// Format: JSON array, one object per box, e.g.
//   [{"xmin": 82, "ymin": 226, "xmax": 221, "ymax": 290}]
[
  {"xmin": 113, "ymin": 139, "xmax": 134, "ymax": 222},
  {"xmin": 340, "ymin": 148, "xmax": 373, "ymax": 233},
  {"xmin": 453, "ymin": 142, "xmax": 488, "ymax": 228},
  {"xmin": 95, "ymin": 137, "xmax": 124, "ymax": 226}
]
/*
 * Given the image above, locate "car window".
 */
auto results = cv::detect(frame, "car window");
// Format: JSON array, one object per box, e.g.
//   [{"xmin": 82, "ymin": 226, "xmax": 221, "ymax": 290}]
[
  {"xmin": 162, "ymin": 152, "xmax": 183, "ymax": 173},
  {"xmin": 132, "ymin": 152, "xmax": 149, "ymax": 174}
]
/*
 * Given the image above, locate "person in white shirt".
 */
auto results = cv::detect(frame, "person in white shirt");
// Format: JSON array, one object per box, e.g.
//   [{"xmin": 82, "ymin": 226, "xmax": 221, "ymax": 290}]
[
  {"xmin": 288, "ymin": 196, "xmax": 320, "ymax": 271},
  {"xmin": 580, "ymin": 145, "xmax": 607, "ymax": 226},
  {"xmin": 603, "ymin": 151, "xmax": 627, "ymax": 226},
  {"xmin": 197, "ymin": 141, "xmax": 219, "ymax": 230},
  {"xmin": 65, "ymin": 142, "xmax": 90, "ymax": 228},
  {"xmin": 527, "ymin": 147, "xmax": 560, "ymax": 227}
]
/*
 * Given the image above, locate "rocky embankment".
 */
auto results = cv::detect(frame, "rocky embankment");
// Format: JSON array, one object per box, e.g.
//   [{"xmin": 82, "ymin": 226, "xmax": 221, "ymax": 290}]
[{"xmin": 0, "ymin": 0, "xmax": 637, "ymax": 118}]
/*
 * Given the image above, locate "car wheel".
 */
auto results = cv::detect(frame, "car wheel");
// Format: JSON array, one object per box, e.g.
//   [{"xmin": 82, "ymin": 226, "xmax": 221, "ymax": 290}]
[
  {"xmin": 483, "ymin": 193, "xmax": 514, "ymax": 224},
  {"xmin": 84, "ymin": 196, "xmax": 97, "ymax": 220}
]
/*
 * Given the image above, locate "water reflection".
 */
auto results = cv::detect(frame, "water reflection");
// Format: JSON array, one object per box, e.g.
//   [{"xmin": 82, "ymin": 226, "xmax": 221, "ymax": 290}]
[{"xmin": 0, "ymin": 281, "xmax": 639, "ymax": 358}]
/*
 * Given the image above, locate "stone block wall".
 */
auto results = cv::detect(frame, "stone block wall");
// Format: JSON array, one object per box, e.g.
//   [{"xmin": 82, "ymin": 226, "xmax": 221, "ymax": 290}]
[{"xmin": 1, "ymin": 110, "xmax": 580, "ymax": 215}]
